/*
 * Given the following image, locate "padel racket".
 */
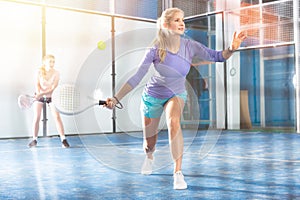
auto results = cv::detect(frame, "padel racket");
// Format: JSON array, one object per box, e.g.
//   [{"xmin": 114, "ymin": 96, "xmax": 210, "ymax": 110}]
[
  {"xmin": 52, "ymin": 84, "xmax": 123, "ymax": 115},
  {"xmin": 18, "ymin": 94, "xmax": 36, "ymax": 109}
]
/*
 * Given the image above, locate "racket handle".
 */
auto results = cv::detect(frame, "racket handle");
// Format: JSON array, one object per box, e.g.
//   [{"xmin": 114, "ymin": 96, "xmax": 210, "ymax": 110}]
[{"xmin": 99, "ymin": 100, "xmax": 106, "ymax": 105}]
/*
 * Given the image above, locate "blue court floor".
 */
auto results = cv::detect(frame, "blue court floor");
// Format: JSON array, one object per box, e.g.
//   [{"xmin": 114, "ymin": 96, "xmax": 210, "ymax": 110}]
[{"xmin": 0, "ymin": 130, "xmax": 300, "ymax": 200}]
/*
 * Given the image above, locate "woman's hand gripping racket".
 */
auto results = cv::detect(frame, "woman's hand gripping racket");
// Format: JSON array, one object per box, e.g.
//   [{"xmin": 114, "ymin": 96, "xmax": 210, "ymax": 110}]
[{"xmin": 52, "ymin": 84, "xmax": 123, "ymax": 115}]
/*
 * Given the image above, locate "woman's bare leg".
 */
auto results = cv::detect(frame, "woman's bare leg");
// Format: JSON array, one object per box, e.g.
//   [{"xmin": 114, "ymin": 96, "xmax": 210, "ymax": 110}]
[
  {"xmin": 142, "ymin": 116, "xmax": 160, "ymax": 159},
  {"xmin": 32, "ymin": 102, "xmax": 43, "ymax": 138},
  {"xmin": 164, "ymin": 96, "xmax": 185, "ymax": 173},
  {"xmin": 49, "ymin": 103, "xmax": 65, "ymax": 137}
]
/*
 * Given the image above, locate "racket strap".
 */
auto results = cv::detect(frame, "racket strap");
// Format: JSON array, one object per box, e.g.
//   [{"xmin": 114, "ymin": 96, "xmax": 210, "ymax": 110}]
[{"xmin": 113, "ymin": 96, "xmax": 123, "ymax": 109}]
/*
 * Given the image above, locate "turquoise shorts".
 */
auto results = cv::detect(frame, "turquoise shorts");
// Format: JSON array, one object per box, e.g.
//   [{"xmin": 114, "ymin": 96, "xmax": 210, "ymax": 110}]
[{"xmin": 141, "ymin": 91, "xmax": 187, "ymax": 118}]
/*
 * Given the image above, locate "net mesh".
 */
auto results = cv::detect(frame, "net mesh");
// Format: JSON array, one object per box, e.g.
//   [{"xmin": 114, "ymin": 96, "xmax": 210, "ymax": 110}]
[
  {"xmin": 172, "ymin": 0, "xmax": 215, "ymax": 17},
  {"xmin": 226, "ymin": 0, "xmax": 294, "ymax": 48}
]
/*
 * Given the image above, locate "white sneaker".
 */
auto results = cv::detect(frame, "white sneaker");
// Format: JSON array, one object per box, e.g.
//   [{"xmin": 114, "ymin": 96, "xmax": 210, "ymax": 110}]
[
  {"xmin": 173, "ymin": 171, "xmax": 187, "ymax": 190},
  {"xmin": 141, "ymin": 157, "xmax": 153, "ymax": 175}
]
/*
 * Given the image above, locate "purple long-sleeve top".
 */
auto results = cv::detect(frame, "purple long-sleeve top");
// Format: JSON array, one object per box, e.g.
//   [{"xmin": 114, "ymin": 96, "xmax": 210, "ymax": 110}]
[{"xmin": 127, "ymin": 37, "xmax": 226, "ymax": 99}]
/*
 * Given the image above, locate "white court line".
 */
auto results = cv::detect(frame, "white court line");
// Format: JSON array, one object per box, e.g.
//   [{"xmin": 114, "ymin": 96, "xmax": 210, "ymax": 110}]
[
  {"xmin": 0, "ymin": 146, "xmax": 70, "ymax": 153},
  {"xmin": 206, "ymin": 153, "xmax": 300, "ymax": 163}
]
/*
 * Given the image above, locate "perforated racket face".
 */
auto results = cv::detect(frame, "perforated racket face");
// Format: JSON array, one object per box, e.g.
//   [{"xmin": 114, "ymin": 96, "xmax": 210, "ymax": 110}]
[
  {"xmin": 52, "ymin": 84, "xmax": 98, "ymax": 115},
  {"xmin": 52, "ymin": 84, "xmax": 81, "ymax": 114},
  {"xmin": 18, "ymin": 95, "xmax": 34, "ymax": 109}
]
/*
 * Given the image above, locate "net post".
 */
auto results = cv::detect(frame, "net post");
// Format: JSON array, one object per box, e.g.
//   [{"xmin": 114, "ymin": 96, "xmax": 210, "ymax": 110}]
[
  {"xmin": 42, "ymin": 101, "xmax": 48, "ymax": 137},
  {"xmin": 111, "ymin": 16, "xmax": 117, "ymax": 133}
]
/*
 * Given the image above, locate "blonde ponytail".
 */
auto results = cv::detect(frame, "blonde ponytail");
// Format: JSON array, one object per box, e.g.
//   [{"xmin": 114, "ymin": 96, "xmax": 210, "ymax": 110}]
[
  {"xmin": 153, "ymin": 17, "xmax": 167, "ymax": 62},
  {"xmin": 39, "ymin": 65, "xmax": 46, "ymax": 79},
  {"xmin": 39, "ymin": 54, "xmax": 55, "ymax": 79},
  {"xmin": 153, "ymin": 8, "xmax": 184, "ymax": 62}
]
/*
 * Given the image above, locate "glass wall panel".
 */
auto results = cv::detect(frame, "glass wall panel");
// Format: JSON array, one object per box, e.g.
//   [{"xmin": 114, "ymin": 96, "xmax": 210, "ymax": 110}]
[
  {"xmin": 0, "ymin": 1, "xmax": 42, "ymax": 138},
  {"xmin": 240, "ymin": 46, "xmax": 295, "ymax": 130},
  {"xmin": 45, "ymin": 0, "xmax": 110, "ymax": 13},
  {"xmin": 46, "ymin": 7, "xmax": 112, "ymax": 135},
  {"xmin": 114, "ymin": 18, "xmax": 157, "ymax": 133},
  {"xmin": 226, "ymin": 0, "xmax": 296, "ymax": 130},
  {"xmin": 184, "ymin": 14, "xmax": 222, "ymax": 128},
  {"xmin": 173, "ymin": 0, "xmax": 217, "ymax": 16},
  {"xmin": 115, "ymin": 0, "xmax": 158, "ymax": 19},
  {"xmin": 228, "ymin": 1, "xmax": 294, "ymax": 48},
  {"xmin": 20, "ymin": 0, "xmax": 158, "ymax": 18}
]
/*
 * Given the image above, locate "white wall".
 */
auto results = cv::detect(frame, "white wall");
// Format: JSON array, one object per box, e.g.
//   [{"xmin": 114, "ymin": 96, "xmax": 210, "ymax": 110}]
[{"xmin": 0, "ymin": 1, "xmax": 42, "ymax": 138}]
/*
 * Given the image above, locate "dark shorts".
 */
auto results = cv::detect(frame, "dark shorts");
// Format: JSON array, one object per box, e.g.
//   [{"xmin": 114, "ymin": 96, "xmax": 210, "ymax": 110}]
[{"xmin": 38, "ymin": 97, "xmax": 52, "ymax": 104}]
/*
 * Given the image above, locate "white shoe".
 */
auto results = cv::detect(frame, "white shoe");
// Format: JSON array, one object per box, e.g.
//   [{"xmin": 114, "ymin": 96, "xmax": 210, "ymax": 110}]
[
  {"xmin": 141, "ymin": 157, "xmax": 153, "ymax": 175},
  {"xmin": 173, "ymin": 171, "xmax": 187, "ymax": 190}
]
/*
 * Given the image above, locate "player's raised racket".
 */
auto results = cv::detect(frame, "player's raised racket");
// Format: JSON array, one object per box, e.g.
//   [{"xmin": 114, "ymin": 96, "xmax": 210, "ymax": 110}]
[
  {"xmin": 52, "ymin": 84, "xmax": 123, "ymax": 115},
  {"xmin": 17, "ymin": 94, "xmax": 36, "ymax": 109}
]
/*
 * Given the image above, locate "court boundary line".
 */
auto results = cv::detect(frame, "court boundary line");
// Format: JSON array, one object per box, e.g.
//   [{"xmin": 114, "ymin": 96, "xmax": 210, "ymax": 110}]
[{"xmin": 205, "ymin": 153, "xmax": 300, "ymax": 163}]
